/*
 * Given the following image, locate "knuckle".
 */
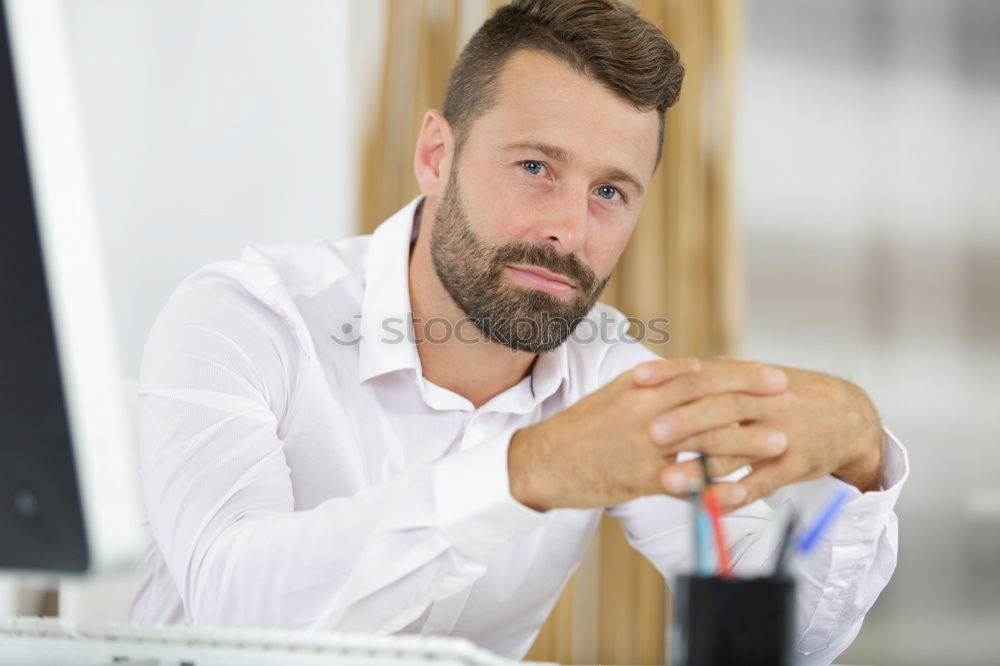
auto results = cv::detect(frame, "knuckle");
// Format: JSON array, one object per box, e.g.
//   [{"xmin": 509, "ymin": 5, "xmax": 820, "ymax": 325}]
[
  {"xmin": 717, "ymin": 392, "xmax": 743, "ymax": 420},
  {"xmin": 680, "ymin": 356, "xmax": 702, "ymax": 372},
  {"xmin": 711, "ymin": 455, "xmax": 740, "ymax": 478},
  {"xmin": 642, "ymin": 462, "xmax": 667, "ymax": 495},
  {"xmin": 685, "ymin": 370, "xmax": 716, "ymax": 396},
  {"xmin": 624, "ymin": 386, "xmax": 655, "ymax": 416},
  {"xmin": 697, "ymin": 429, "xmax": 720, "ymax": 453},
  {"xmin": 670, "ymin": 409, "xmax": 691, "ymax": 435},
  {"xmin": 707, "ymin": 456, "xmax": 727, "ymax": 478},
  {"xmin": 629, "ymin": 419, "xmax": 651, "ymax": 444},
  {"xmin": 771, "ymin": 391, "xmax": 796, "ymax": 413},
  {"xmin": 647, "ymin": 459, "xmax": 668, "ymax": 486},
  {"xmin": 675, "ymin": 432, "xmax": 701, "ymax": 458}
]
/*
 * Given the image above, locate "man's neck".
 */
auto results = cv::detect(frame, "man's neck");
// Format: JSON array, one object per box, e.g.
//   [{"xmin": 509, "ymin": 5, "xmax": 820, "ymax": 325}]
[{"xmin": 407, "ymin": 198, "xmax": 537, "ymax": 409}]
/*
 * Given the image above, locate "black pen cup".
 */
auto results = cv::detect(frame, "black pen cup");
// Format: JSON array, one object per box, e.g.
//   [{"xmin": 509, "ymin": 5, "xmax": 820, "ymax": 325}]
[{"xmin": 672, "ymin": 574, "xmax": 795, "ymax": 666}]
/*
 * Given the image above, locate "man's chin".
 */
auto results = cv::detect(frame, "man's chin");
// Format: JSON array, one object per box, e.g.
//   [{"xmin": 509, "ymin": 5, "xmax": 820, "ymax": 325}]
[{"xmin": 491, "ymin": 334, "xmax": 569, "ymax": 355}]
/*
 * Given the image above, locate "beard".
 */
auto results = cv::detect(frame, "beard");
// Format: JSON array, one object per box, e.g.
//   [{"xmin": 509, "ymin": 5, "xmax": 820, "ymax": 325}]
[{"xmin": 430, "ymin": 168, "xmax": 611, "ymax": 353}]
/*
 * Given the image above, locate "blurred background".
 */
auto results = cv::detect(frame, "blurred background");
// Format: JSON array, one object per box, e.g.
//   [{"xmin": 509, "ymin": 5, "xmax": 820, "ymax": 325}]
[
  {"xmin": 738, "ymin": 2, "xmax": 1000, "ymax": 664},
  {"xmin": 5, "ymin": 1, "xmax": 997, "ymax": 664}
]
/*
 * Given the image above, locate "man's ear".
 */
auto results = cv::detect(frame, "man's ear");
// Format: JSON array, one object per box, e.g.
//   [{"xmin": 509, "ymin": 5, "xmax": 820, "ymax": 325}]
[{"xmin": 413, "ymin": 110, "xmax": 454, "ymax": 198}]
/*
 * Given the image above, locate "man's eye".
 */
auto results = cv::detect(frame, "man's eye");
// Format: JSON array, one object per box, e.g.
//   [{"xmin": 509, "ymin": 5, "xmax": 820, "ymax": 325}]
[
  {"xmin": 521, "ymin": 160, "xmax": 545, "ymax": 176},
  {"xmin": 596, "ymin": 185, "xmax": 620, "ymax": 201}
]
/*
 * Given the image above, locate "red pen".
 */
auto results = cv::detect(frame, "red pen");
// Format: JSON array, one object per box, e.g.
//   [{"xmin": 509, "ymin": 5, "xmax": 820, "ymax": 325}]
[{"xmin": 703, "ymin": 489, "xmax": 732, "ymax": 578}]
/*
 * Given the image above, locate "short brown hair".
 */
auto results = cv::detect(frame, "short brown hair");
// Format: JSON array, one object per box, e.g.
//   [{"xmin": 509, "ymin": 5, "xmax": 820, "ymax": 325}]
[{"xmin": 442, "ymin": 0, "xmax": 685, "ymax": 168}]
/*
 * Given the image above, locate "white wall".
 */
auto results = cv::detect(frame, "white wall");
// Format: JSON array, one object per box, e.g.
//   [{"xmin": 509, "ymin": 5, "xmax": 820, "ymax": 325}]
[
  {"xmin": 735, "ymin": 0, "xmax": 1000, "ymax": 663},
  {"xmin": 60, "ymin": 0, "xmax": 366, "ymax": 379},
  {"xmin": 3, "ymin": 0, "xmax": 394, "ymax": 620}
]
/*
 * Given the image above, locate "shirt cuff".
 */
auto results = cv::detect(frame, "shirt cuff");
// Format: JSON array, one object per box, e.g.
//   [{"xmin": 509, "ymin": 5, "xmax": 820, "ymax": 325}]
[
  {"xmin": 432, "ymin": 431, "xmax": 549, "ymax": 556},
  {"xmin": 782, "ymin": 426, "xmax": 909, "ymax": 544}
]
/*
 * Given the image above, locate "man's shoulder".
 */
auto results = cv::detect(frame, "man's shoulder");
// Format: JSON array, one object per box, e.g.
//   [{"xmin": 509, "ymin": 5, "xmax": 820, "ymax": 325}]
[
  {"xmin": 238, "ymin": 233, "xmax": 373, "ymax": 299},
  {"xmin": 157, "ymin": 233, "xmax": 374, "ymax": 357},
  {"xmin": 167, "ymin": 233, "xmax": 370, "ymax": 297}
]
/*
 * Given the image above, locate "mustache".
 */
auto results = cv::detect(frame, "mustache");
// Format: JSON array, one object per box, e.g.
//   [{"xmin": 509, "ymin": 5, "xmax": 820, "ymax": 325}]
[{"xmin": 491, "ymin": 241, "xmax": 597, "ymax": 293}]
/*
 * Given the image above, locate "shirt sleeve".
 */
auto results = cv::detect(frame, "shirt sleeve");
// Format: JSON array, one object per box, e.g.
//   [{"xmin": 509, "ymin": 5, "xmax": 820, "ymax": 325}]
[
  {"xmin": 596, "ymin": 334, "xmax": 908, "ymax": 664},
  {"xmin": 137, "ymin": 272, "xmax": 547, "ymax": 632}
]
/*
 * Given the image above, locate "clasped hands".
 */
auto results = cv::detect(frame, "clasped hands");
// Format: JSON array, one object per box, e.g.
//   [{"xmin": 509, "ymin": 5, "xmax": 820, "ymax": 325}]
[{"xmin": 508, "ymin": 357, "xmax": 885, "ymax": 513}]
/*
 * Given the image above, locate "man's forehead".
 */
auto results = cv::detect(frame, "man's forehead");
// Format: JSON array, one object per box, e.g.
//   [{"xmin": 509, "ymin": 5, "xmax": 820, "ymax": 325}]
[{"xmin": 478, "ymin": 49, "xmax": 661, "ymax": 183}]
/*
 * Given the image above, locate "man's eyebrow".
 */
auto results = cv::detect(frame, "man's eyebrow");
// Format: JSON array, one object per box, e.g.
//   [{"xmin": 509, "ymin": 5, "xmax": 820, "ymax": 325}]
[
  {"xmin": 501, "ymin": 140, "xmax": 570, "ymax": 162},
  {"xmin": 601, "ymin": 167, "xmax": 645, "ymax": 199},
  {"xmin": 500, "ymin": 140, "xmax": 645, "ymax": 198}
]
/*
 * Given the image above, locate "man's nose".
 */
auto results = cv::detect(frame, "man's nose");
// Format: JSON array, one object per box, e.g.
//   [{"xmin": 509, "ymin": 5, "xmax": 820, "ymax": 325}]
[{"xmin": 533, "ymin": 185, "xmax": 589, "ymax": 255}]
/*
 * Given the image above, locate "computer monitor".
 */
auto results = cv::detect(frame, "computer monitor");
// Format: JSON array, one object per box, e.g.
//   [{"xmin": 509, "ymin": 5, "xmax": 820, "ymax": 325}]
[{"xmin": 0, "ymin": 0, "xmax": 140, "ymax": 574}]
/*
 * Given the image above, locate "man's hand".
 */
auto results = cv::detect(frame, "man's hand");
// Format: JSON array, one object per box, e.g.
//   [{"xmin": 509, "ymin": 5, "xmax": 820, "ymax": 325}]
[
  {"xmin": 508, "ymin": 356, "xmax": 886, "ymax": 513},
  {"xmin": 507, "ymin": 357, "xmax": 789, "ymax": 511},
  {"xmin": 642, "ymin": 358, "xmax": 885, "ymax": 511}
]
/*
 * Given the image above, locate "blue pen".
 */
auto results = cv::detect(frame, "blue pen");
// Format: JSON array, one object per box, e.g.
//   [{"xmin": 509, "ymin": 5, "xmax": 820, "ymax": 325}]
[
  {"xmin": 694, "ymin": 455, "xmax": 716, "ymax": 575},
  {"xmin": 689, "ymin": 481, "xmax": 715, "ymax": 576},
  {"xmin": 696, "ymin": 502, "xmax": 715, "ymax": 575},
  {"xmin": 796, "ymin": 488, "xmax": 852, "ymax": 555}
]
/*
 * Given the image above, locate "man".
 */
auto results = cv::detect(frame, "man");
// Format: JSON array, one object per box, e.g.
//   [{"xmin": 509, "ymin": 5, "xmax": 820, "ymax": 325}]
[{"xmin": 131, "ymin": 0, "xmax": 907, "ymax": 663}]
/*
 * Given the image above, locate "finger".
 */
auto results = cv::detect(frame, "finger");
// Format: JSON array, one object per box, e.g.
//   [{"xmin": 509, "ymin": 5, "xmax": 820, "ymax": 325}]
[
  {"xmin": 650, "ymin": 360, "xmax": 787, "ymax": 414},
  {"xmin": 659, "ymin": 455, "xmax": 752, "ymax": 495},
  {"xmin": 631, "ymin": 357, "xmax": 701, "ymax": 387},
  {"xmin": 649, "ymin": 393, "xmax": 784, "ymax": 446},
  {"xmin": 661, "ymin": 424, "xmax": 788, "ymax": 461},
  {"xmin": 728, "ymin": 459, "xmax": 809, "ymax": 510},
  {"xmin": 660, "ymin": 456, "xmax": 750, "ymax": 498},
  {"xmin": 660, "ymin": 460, "xmax": 747, "ymax": 500}
]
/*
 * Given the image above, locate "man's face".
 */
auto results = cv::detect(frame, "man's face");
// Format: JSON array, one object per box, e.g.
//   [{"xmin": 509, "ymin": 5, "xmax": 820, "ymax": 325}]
[{"xmin": 430, "ymin": 49, "xmax": 660, "ymax": 353}]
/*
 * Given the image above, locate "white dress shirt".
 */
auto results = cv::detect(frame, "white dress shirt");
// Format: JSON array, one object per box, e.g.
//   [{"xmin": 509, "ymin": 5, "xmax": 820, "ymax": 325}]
[{"xmin": 130, "ymin": 196, "xmax": 908, "ymax": 663}]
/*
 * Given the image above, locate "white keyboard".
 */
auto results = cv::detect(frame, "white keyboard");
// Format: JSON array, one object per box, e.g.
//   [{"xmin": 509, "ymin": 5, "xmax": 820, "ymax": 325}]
[{"xmin": 0, "ymin": 616, "xmax": 551, "ymax": 666}]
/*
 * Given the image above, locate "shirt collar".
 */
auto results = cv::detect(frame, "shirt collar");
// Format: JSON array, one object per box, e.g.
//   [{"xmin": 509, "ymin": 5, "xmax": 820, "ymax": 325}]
[
  {"xmin": 357, "ymin": 195, "xmax": 569, "ymax": 412},
  {"xmin": 358, "ymin": 196, "xmax": 423, "ymax": 383}
]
